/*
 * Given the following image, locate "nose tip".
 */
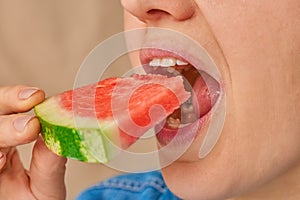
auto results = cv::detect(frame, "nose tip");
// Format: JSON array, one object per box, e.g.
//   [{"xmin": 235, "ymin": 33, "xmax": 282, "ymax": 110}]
[{"xmin": 121, "ymin": 0, "xmax": 196, "ymax": 22}]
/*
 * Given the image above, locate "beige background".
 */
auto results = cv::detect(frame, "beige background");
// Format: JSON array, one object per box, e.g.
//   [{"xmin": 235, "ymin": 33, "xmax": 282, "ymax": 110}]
[{"xmin": 0, "ymin": 1, "xmax": 130, "ymax": 199}]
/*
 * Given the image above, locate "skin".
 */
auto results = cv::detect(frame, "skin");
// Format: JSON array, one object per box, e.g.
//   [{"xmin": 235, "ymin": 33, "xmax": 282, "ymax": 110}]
[
  {"xmin": 0, "ymin": 0, "xmax": 299, "ymax": 200},
  {"xmin": 121, "ymin": 0, "xmax": 300, "ymax": 199},
  {"xmin": 0, "ymin": 86, "xmax": 66, "ymax": 200}
]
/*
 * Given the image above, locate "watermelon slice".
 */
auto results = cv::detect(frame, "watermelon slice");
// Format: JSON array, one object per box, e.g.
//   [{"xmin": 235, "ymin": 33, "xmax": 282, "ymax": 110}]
[{"xmin": 34, "ymin": 74, "xmax": 190, "ymax": 163}]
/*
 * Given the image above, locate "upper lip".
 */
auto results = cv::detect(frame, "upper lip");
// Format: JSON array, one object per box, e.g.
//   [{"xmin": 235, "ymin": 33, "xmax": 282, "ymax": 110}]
[
  {"xmin": 139, "ymin": 29, "xmax": 221, "ymax": 82},
  {"xmin": 140, "ymin": 48, "xmax": 189, "ymax": 66}
]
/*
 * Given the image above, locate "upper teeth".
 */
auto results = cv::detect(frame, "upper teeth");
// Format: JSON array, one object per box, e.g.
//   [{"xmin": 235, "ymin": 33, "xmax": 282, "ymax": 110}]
[{"xmin": 149, "ymin": 57, "xmax": 188, "ymax": 67}]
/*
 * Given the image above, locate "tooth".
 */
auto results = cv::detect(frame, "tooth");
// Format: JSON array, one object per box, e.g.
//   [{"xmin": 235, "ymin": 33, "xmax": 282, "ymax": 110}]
[
  {"xmin": 181, "ymin": 112, "xmax": 197, "ymax": 124},
  {"xmin": 167, "ymin": 67, "xmax": 176, "ymax": 74},
  {"xmin": 186, "ymin": 97, "xmax": 192, "ymax": 104},
  {"xmin": 160, "ymin": 58, "xmax": 176, "ymax": 67},
  {"xmin": 152, "ymin": 66, "xmax": 158, "ymax": 71},
  {"xmin": 176, "ymin": 59, "xmax": 189, "ymax": 66},
  {"xmin": 149, "ymin": 58, "xmax": 161, "ymax": 67},
  {"xmin": 167, "ymin": 117, "xmax": 181, "ymax": 128},
  {"xmin": 181, "ymin": 104, "xmax": 194, "ymax": 113}
]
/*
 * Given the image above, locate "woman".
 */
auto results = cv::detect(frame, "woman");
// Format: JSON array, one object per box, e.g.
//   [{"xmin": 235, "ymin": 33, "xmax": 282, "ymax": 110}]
[{"xmin": 1, "ymin": 0, "xmax": 299, "ymax": 199}]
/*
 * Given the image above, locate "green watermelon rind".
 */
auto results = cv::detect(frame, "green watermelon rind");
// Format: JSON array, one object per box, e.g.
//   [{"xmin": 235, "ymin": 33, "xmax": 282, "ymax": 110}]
[
  {"xmin": 34, "ymin": 75, "xmax": 191, "ymax": 163},
  {"xmin": 34, "ymin": 98, "xmax": 120, "ymax": 163},
  {"xmin": 38, "ymin": 116, "xmax": 115, "ymax": 163}
]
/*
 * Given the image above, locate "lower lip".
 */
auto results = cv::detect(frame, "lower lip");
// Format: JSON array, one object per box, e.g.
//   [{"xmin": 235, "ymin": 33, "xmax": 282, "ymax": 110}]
[
  {"xmin": 141, "ymin": 54, "xmax": 221, "ymax": 148},
  {"xmin": 141, "ymin": 68, "xmax": 220, "ymax": 147},
  {"xmin": 148, "ymin": 70, "xmax": 220, "ymax": 147},
  {"xmin": 155, "ymin": 107, "xmax": 212, "ymax": 148}
]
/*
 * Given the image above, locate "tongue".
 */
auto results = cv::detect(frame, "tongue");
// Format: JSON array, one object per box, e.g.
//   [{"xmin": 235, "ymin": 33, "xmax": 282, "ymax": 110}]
[
  {"xmin": 192, "ymin": 72, "xmax": 220, "ymax": 118},
  {"xmin": 155, "ymin": 72, "xmax": 220, "ymax": 146},
  {"xmin": 167, "ymin": 71, "xmax": 220, "ymax": 125}
]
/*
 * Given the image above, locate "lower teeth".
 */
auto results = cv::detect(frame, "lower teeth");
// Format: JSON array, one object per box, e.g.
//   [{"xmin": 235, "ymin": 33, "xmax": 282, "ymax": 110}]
[
  {"xmin": 181, "ymin": 112, "xmax": 198, "ymax": 124},
  {"xmin": 167, "ymin": 117, "xmax": 181, "ymax": 129},
  {"xmin": 158, "ymin": 64, "xmax": 202, "ymax": 127},
  {"xmin": 180, "ymin": 101, "xmax": 198, "ymax": 124},
  {"xmin": 167, "ymin": 67, "xmax": 177, "ymax": 74},
  {"xmin": 166, "ymin": 97, "xmax": 198, "ymax": 128}
]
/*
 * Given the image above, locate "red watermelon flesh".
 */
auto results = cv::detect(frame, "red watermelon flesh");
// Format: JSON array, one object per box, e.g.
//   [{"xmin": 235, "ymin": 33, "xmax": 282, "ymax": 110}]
[{"xmin": 34, "ymin": 74, "xmax": 190, "ymax": 163}]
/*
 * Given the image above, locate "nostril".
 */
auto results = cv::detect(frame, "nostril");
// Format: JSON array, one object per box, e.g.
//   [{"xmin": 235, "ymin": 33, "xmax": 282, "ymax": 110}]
[
  {"xmin": 146, "ymin": 6, "xmax": 194, "ymax": 21},
  {"xmin": 146, "ymin": 9, "xmax": 170, "ymax": 19},
  {"xmin": 122, "ymin": 1, "xmax": 196, "ymax": 22},
  {"xmin": 147, "ymin": 9, "xmax": 169, "ymax": 15}
]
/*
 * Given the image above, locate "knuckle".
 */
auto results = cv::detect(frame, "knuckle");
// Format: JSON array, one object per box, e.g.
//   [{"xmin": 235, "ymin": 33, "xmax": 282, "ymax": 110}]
[
  {"xmin": 0, "ymin": 86, "xmax": 21, "ymax": 114},
  {"xmin": 0, "ymin": 85, "xmax": 44, "ymax": 114},
  {"xmin": 18, "ymin": 132, "xmax": 38, "ymax": 144},
  {"xmin": 15, "ymin": 119, "xmax": 40, "ymax": 144},
  {"xmin": 0, "ymin": 149, "xmax": 8, "ymax": 172},
  {"xmin": 0, "ymin": 115, "xmax": 39, "ymax": 147}
]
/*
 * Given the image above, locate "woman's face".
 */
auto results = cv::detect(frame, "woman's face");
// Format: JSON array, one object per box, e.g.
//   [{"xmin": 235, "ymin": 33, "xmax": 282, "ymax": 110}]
[{"xmin": 121, "ymin": 0, "xmax": 300, "ymax": 199}]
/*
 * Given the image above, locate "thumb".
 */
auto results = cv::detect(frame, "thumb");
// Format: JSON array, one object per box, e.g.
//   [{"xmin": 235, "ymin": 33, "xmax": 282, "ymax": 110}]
[{"xmin": 29, "ymin": 136, "xmax": 67, "ymax": 200}]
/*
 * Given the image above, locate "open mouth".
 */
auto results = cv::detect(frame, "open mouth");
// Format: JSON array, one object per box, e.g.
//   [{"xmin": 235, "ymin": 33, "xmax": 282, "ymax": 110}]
[{"xmin": 140, "ymin": 48, "xmax": 221, "ymax": 146}]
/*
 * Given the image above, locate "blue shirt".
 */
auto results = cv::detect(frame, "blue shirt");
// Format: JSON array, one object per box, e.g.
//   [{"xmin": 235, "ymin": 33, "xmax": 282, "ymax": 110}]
[{"xmin": 76, "ymin": 171, "xmax": 181, "ymax": 200}]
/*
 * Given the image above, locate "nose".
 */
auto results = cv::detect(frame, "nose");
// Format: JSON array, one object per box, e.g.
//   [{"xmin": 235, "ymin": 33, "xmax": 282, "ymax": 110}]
[{"xmin": 121, "ymin": 0, "xmax": 196, "ymax": 22}]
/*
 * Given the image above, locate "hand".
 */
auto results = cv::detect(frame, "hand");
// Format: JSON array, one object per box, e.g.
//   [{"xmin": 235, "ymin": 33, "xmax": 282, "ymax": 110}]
[{"xmin": 0, "ymin": 85, "xmax": 67, "ymax": 200}]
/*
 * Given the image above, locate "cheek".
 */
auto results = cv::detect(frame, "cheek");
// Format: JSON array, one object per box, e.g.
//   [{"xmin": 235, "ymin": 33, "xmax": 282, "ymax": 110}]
[
  {"xmin": 123, "ymin": 10, "xmax": 146, "ymax": 68},
  {"xmin": 198, "ymin": 0, "xmax": 300, "ymax": 165},
  {"xmin": 231, "ymin": 65, "xmax": 300, "ymax": 166}
]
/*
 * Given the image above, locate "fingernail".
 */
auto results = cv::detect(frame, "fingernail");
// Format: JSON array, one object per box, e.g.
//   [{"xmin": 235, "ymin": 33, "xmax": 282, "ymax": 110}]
[
  {"xmin": 13, "ymin": 116, "xmax": 34, "ymax": 132},
  {"xmin": 19, "ymin": 87, "xmax": 40, "ymax": 100}
]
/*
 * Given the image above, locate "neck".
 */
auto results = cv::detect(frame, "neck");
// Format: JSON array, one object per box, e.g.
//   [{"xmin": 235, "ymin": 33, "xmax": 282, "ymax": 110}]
[{"xmin": 232, "ymin": 162, "xmax": 300, "ymax": 200}]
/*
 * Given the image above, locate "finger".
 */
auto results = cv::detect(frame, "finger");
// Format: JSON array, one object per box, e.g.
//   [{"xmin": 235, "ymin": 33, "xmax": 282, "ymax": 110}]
[
  {"xmin": 29, "ymin": 137, "xmax": 67, "ymax": 200},
  {"xmin": 0, "ymin": 148, "xmax": 14, "ymax": 172},
  {"xmin": 0, "ymin": 114, "xmax": 40, "ymax": 147},
  {"xmin": 0, "ymin": 85, "xmax": 45, "ymax": 115},
  {"xmin": 0, "ymin": 151, "xmax": 6, "ymax": 171},
  {"xmin": 0, "ymin": 148, "xmax": 37, "ymax": 200}
]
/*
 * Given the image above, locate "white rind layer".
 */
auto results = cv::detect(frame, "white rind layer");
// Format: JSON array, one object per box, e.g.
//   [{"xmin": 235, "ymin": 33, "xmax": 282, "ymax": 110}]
[{"xmin": 34, "ymin": 96, "xmax": 121, "ymax": 163}]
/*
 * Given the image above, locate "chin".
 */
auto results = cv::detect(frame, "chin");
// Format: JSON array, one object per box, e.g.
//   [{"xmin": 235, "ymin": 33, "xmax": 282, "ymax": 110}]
[
  {"xmin": 161, "ymin": 160, "xmax": 240, "ymax": 200},
  {"xmin": 158, "ymin": 130, "xmax": 249, "ymax": 200}
]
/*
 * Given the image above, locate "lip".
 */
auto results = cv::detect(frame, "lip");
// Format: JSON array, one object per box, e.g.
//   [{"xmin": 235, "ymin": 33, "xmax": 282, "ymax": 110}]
[
  {"xmin": 139, "ymin": 28, "xmax": 221, "ymax": 83},
  {"xmin": 140, "ymin": 48, "xmax": 189, "ymax": 67},
  {"xmin": 154, "ymin": 107, "xmax": 210, "ymax": 147},
  {"xmin": 139, "ymin": 41, "xmax": 222, "ymax": 147},
  {"xmin": 154, "ymin": 86, "xmax": 223, "ymax": 147}
]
